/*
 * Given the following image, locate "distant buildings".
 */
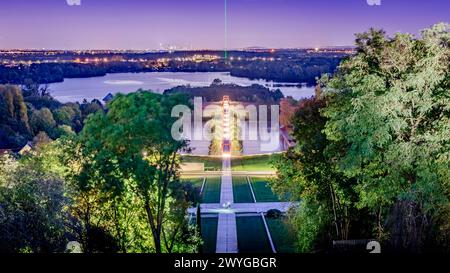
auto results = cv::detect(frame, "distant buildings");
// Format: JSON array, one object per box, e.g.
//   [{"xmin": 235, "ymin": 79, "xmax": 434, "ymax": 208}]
[{"xmin": 102, "ymin": 93, "xmax": 114, "ymax": 103}]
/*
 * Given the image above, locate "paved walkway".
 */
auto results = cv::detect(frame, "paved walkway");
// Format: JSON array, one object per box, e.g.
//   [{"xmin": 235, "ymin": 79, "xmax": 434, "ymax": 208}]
[
  {"xmin": 215, "ymin": 98, "xmax": 238, "ymax": 253},
  {"xmin": 188, "ymin": 202, "xmax": 297, "ymax": 214},
  {"xmin": 216, "ymin": 212, "xmax": 238, "ymax": 253},
  {"xmin": 219, "ymin": 159, "xmax": 234, "ymax": 205},
  {"xmin": 181, "ymin": 170, "xmax": 276, "ymax": 176}
]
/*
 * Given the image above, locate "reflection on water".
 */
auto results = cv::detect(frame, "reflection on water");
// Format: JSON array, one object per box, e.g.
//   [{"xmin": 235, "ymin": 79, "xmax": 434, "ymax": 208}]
[
  {"xmin": 103, "ymin": 80, "xmax": 144, "ymax": 85},
  {"xmin": 49, "ymin": 72, "xmax": 315, "ymax": 102}
]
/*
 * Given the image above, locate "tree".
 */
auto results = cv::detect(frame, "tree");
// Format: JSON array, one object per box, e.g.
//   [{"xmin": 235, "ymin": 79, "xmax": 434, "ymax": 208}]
[
  {"xmin": 32, "ymin": 131, "xmax": 52, "ymax": 150},
  {"xmin": 0, "ymin": 85, "xmax": 31, "ymax": 148},
  {"xmin": 279, "ymin": 97, "xmax": 300, "ymax": 129},
  {"xmin": 22, "ymin": 79, "xmax": 50, "ymax": 97},
  {"xmin": 80, "ymin": 99, "xmax": 104, "ymax": 119},
  {"xmin": 321, "ymin": 23, "xmax": 450, "ymax": 251},
  {"xmin": 72, "ymin": 91, "xmax": 195, "ymax": 253},
  {"xmin": 53, "ymin": 105, "xmax": 77, "ymax": 126},
  {"xmin": 0, "ymin": 152, "xmax": 71, "ymax": 253},
  {"xmin": 30, "ymin": 107, "xmax": 56, "ymax": 136},
  {"xmin": 272, "ymin": 97, "xmax": 363, "ymax": 252},
  {"xmin": 273, "ymin": 23, "xmax": 449, "ymax": 253}
]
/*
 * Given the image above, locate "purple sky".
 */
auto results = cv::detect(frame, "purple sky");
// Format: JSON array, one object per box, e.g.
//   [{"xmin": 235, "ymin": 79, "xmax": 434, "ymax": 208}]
[{"xmin": 0, "ymin": 0, "xmax": 448, "ymax": 50}]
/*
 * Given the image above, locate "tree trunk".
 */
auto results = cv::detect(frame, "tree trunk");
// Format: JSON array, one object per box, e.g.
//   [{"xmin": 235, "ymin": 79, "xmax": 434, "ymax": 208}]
[{"xmin": 144, "ymin": 201, "xmax": 162, "ymax": 253}]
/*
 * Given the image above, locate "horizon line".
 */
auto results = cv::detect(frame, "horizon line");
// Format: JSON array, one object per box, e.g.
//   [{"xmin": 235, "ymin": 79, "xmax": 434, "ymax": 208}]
[{"xmin": 0, "ymin": 46, "xmax": 356, "ymax": 52}]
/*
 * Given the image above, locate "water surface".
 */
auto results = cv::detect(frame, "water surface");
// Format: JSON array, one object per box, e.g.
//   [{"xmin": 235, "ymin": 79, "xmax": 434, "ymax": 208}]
[{"xmin": 49, "ymin": 72, "xmax": 315, "ymax": 102}]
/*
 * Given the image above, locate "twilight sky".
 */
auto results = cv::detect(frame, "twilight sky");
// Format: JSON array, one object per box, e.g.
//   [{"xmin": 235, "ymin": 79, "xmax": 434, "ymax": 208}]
[{"xmin": 0, "ymin": 0, "xmax": 448, "ymax": 50}]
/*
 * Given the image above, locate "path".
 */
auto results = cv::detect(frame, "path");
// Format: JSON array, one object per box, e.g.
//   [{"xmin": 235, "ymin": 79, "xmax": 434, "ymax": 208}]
[
  {"xmin": 181, "ymin": 170, "xmax": 276, "ymax": 176},
  {"xmin": 215, "ymin": 97, "xmax": 238, "ymax": 253},
  {"xmin": 188, "ymin": 202, "xmax": 296, "ymax": 214},
  {"xmin": 215, "ymin": 157, "xmax": 238, "ymax": 253},
  {"xmin": 189, "ymin": 96, "xmax": 298, "ymax": 253}
]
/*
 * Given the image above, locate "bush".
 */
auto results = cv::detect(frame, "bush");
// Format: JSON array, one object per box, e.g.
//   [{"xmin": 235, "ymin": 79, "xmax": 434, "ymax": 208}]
[{"xmin": 266, "ymin": 209, "xmax": 282, "ymax": 219}]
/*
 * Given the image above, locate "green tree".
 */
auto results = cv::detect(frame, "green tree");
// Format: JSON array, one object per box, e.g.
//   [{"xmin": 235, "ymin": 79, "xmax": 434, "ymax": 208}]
[
  {"xmin": 53, "ymin": 105, "xmax": 77, "ymax": 126},
  {"xmin": 272, "ymin": 97, "xmax": 363, "ymax": 252},
  {"xmin": 322, "ymin": 23, "xmax": 450, "ymax": 251},
  {"xmin": 71, "ymin": 91, "xmax": 196, "ymax": 253},
  {"xmin": 0, "ymin": 152, "xmax": 71, "ymax": 253},
  {"xmin": 0, "ymin": 85, "xmax": 31, "ymax": 147},
  {"xmin": 30, "ymin": 107, "xmax": 56, "ymax": 136}
]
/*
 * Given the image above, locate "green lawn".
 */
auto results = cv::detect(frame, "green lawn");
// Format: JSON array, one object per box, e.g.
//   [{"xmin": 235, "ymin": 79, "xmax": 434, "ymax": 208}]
[
  {"xmin": 250, "ymin": 177, "xmax": 280, "ymax": 202},
  {"xmin": 236, "ymin": 216, "xmax": 272, "ymax": 253},
  {"xmin": 182, "ymin": 155, "xmax": 222, "ymax": 171},
  {"xmin": 200, "ymin": 216, "xmax": 218, "ymax": 253},
  {"xmin": 266, "ymin": 217, "xmax": 297, "ymax": 253},
  {"xmin": 202, "ymin": 177, "xmax": 221, "ymax": 203},
  {"xmin": 232, "ymin": 176, "xmax": 254, "ymax": 203},
  {"xmin": 231, "ymin": 154, "xmax": 277, "ymax": 171}
]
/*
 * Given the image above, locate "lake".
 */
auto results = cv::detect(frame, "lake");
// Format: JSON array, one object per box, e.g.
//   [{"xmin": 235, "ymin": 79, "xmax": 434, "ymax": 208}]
[{"xmin": 49, "ymin": 72, "xmax": 315, "ymax": 103}]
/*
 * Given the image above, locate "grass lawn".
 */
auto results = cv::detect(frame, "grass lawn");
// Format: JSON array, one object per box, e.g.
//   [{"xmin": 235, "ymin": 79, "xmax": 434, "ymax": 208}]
[
  {"xmin": 250, "ymin": 177, "xmax": 280, "ymax": 202},
  {"xmin": 231, "ymin": 154, "xmax": 278, "ymax": 172},
  {"xmin": 202, "ymin": 177, "xmax": 221, "ymax": 203},
  {"xmin": 236, "ymin": 216, "xmax": 272, "ymax": 253},
  {"xmin": 232, "ymin": 176, "xmax": 254, "ymax": 203},
  {"xmin": 182, "ymin": 155, "xmax": 222, "ymax": 171},
  {"xmin": 200, "ymin": 216, "xmax": 218, "ymax": 253},
  {"xmin": 266, "ymin": 217, "xmax": 297, "ymax": 253}
]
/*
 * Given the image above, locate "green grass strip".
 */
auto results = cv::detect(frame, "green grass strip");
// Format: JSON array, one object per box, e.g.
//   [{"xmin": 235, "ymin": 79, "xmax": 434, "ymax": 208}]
[
  {"xmin": 236, "ymin": 216, "xmax": 272, "ymax": 253},
  {"xmin": 250, "ymin": 177, "xmax": 280, "ymax": 202},
  {"xmin": 233, "ymin": 176, "xmax": 254, "ymax": 203},
  {"xmin": 202, "ymin": 177, "xmax": 221, "ymax": 203},
  {"xmin": 265, "ymin": 217, "xmax": 296, "ymax": 253}
]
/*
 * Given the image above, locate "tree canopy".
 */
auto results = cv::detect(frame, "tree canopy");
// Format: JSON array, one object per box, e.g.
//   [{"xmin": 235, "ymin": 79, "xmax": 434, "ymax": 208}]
[
  {"xmin": 66, "ymin": 91, "xmax": 198, "ymax": 253},
  {"xmin": 274, "ymin": 23, "xmax": 450, "ymax": 253}
]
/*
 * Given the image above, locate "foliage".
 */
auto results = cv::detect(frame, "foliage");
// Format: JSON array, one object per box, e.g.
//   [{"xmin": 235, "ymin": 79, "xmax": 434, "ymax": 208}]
[
  {"xmin": 274, "ymin": 23, "xmax": 450, "ymax": 253},
  {"xmin": 64, "ymin": 91, "xmax": 199, "ymax": 253},
  {"xmin": 30, "ymin": 107, "xmax": 56, "ymax": 136},
  {"xmin": 273, "ymin": 97, "xmax": 363, "ymax": 251},
  {"xmin": 0, "ymin": 84, "xmax": 104, "ymax": 149},
  {"xmin": 266, "ymin": 209, "xmax": 282, "ymax": 219},
  {"xmin": 0, "ymin": 85, "xmax": 31, "ymax": 148},
  {"xmin": 322, "ymin": 23, "xmax": 449, "ymax": 251},
  {"xmin": 0, "ymin": 152, "xmax": 71, "ymax": 253},
  {"xmin": 165, "ymin": 82, "xmax": 284, "ymax": 104}
]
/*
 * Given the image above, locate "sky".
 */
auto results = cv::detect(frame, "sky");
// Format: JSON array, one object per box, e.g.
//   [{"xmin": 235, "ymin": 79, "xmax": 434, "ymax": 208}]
[{"xmin": 0, "ymin": 0, "xmax": 448, "ymax": 50}]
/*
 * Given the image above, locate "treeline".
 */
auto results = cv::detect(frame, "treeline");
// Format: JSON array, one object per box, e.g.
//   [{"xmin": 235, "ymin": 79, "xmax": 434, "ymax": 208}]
[
  {"xmin": 273, "ymin": 23, "xmax": 450, "ymax": 253},
  {"xmin": 0, "ymin": 84, "xmax": 105, "ymax": 149},
  {"xmin": 229, "ymin": 57, "xmax": 342, "ymax": 84},
  {"xmin": 0, "ymin": 53, "xmax": 343, "ymax": 85},
  {"xmin": 164, "ymin": 80, "xmax": 284, "ymax": 104},
  {"xmin": 0, "ymin": 63, "xmax": 107, "ymax": 85}
]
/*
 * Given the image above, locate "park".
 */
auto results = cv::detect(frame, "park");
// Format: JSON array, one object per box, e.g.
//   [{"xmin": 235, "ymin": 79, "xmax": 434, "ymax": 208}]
[{"xmin": 181, "ymin": 96, "xmax": 297, "ymax": 253}]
